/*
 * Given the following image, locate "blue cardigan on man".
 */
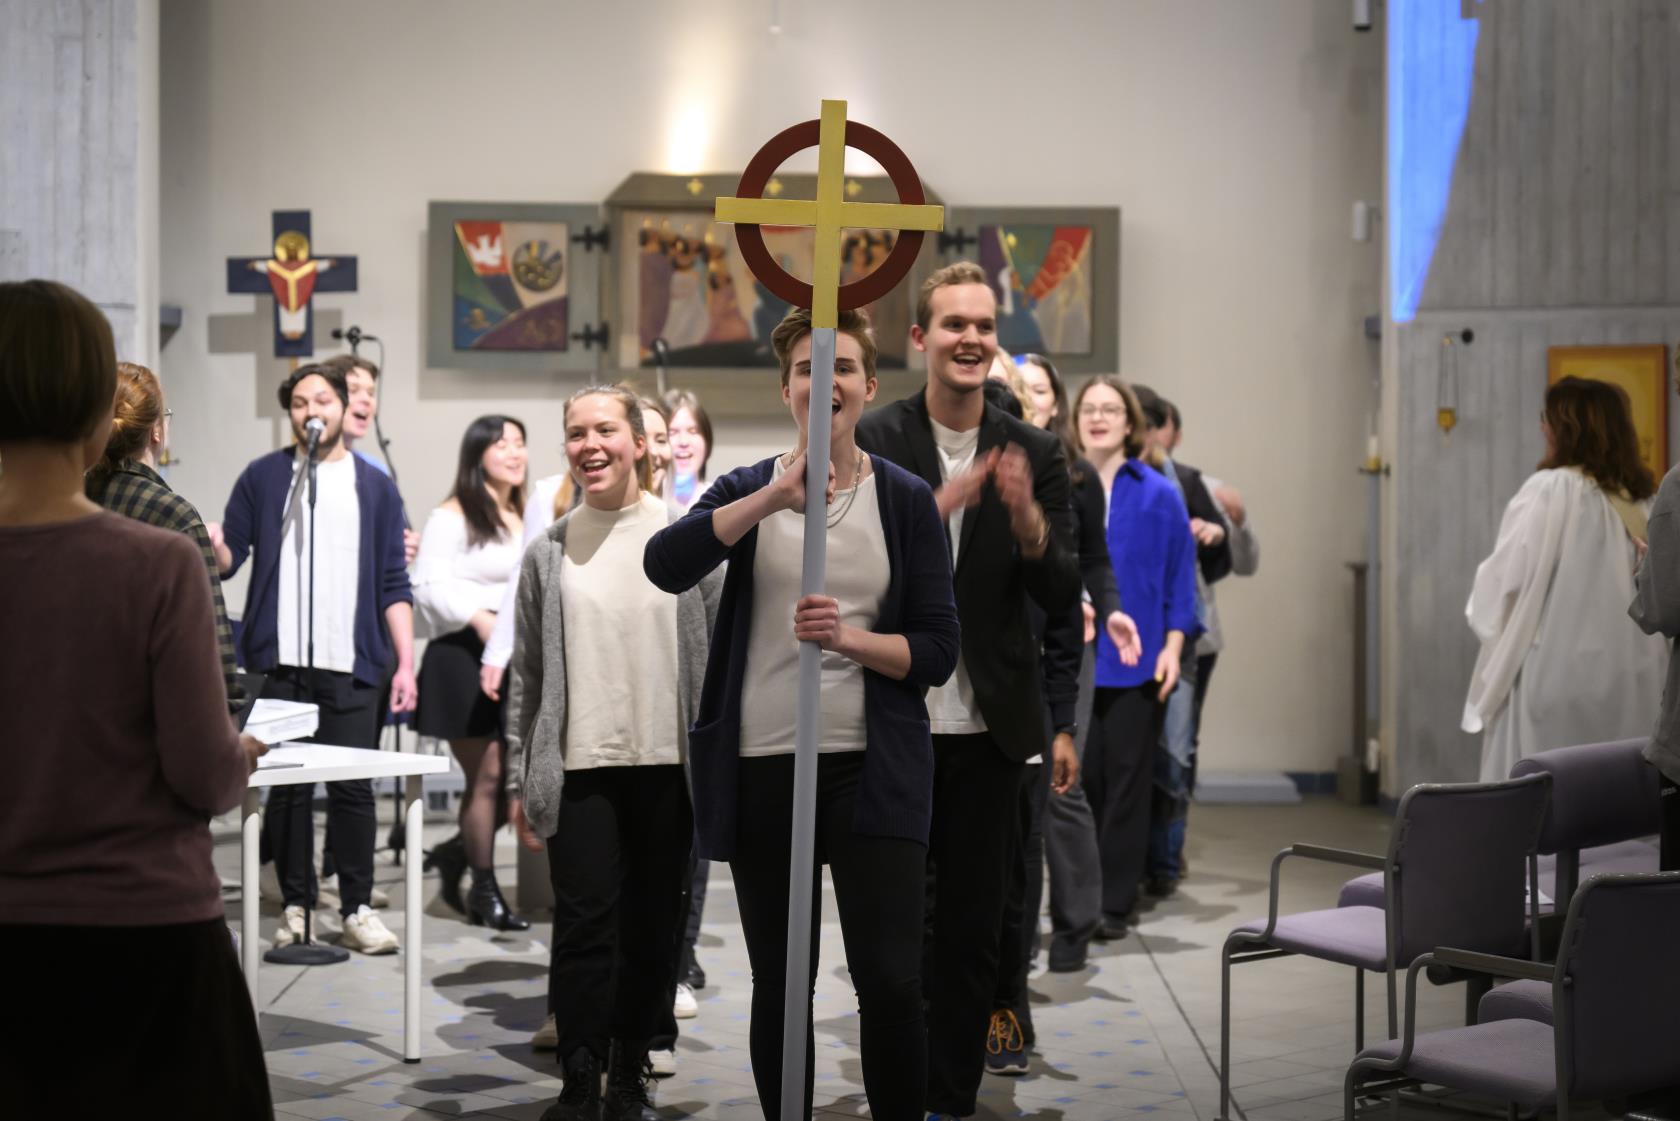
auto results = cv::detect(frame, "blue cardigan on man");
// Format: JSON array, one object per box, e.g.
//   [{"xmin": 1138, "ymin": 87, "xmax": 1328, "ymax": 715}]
[
  {"xmin": 643, "ymin": 454, "xmax": 961, "ymax": 862},
  {"xmin": 221, "ymin": 448, "xmax": 412, "ymax": 688}
]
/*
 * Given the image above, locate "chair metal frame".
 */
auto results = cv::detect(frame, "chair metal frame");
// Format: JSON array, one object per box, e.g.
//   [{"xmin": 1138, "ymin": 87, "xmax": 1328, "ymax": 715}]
[
  {"xmin": 1343, "ymin": 872, "xmax": 1680, "ymax": 1121},
  {"xmin": 1219, "ymin": 776, "xmax": 1547, "ymax": 1121}
]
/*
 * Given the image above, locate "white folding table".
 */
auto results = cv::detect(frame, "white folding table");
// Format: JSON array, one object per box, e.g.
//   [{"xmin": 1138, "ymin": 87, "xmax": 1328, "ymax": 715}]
[{"xmin": 242, "ymin": 743, "xmax": 451, "ymax": 1063}]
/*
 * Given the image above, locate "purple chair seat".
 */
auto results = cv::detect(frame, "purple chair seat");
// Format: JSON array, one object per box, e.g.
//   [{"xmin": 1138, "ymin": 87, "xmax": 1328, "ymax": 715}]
[
  {"xmin": 1236, "ymin": 906, "xmax": 1390, "ymax": 971},
  {"xmin": 1478, "ymin": 979, "xmax": 1553, "ymax": 1025},
  {"xmin": 1356, "ymin": 1019, "xmax": 1556, "ymax": 1109},
  {"xmin": 1337, "ymin": 839, "xmax": 1659, "ymax": 911}
]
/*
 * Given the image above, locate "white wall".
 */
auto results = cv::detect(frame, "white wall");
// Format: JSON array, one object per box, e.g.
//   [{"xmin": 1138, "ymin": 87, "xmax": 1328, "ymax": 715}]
[{"xmin": 159, "ymin": 0, "xmax": 1381, "ymax": 775}]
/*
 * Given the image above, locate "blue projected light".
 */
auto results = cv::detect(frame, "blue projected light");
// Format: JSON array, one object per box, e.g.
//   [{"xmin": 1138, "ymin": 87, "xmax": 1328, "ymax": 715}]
[{"xmin": 1389, "ymin": 0, "xmax": 1479, "ymax": 322}]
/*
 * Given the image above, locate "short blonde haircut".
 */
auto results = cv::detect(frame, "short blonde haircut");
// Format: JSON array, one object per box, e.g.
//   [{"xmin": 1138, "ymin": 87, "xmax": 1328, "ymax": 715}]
[
  {"xmin": 915, "ymin": 260, "xmax": 989, "ymax": 330},
  {"xmin": 770, "ymin": 306, "xmax": 879, "ymax": 387}
]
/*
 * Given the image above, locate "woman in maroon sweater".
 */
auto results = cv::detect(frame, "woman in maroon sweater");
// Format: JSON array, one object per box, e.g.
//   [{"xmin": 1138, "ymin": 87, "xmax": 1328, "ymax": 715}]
[{"xmin": 0, "ymin": 280, "xmax": 272, "ymax": 1114}]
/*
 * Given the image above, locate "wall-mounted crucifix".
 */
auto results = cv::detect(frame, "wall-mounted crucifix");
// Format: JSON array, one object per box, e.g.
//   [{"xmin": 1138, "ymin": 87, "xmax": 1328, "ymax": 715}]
[{"xmin": 226, "ymin": 210, "xmax": 358, "ymax": 358}]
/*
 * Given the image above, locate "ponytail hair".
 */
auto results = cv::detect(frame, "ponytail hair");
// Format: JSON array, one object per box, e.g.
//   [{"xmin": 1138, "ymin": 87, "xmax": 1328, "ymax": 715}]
[{"xmin": 90, "ymin": 362, "xmax": 164, "ymax": 481}]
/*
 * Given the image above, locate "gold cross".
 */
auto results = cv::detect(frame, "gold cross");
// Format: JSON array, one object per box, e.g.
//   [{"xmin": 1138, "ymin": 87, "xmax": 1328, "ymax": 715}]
[{"xmin": 714, "ymin": 99, "xmax": 943, "ymax": 328}]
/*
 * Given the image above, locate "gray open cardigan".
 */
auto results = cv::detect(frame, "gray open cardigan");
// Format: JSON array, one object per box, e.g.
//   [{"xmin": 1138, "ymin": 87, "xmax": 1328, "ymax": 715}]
[{"xmin": 503, "ymin": 507, "xmax": 722, "ymax": 839}]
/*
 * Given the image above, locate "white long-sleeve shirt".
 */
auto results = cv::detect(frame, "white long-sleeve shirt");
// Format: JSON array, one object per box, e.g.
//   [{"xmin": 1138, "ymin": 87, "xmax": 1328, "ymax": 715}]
[
  {"xmin": 482, "ymin": 475, "xmax": 568, "ymax": 668},
  {"xmin": 411, "ymin": 506, "xmax": 521, "ymax": 641}
]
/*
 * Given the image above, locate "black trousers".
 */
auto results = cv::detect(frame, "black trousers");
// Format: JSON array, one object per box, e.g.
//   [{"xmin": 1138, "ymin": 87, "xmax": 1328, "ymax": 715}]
[
  {"xmin": 1083, "ymin": 684, "xmax": 1166, "ymax": 921},
  {"xmin": 547, "ymin": 764, "xmax": 692, "ymax": 1062},
  {"xmin": 649, "ymin": 833, "xmax": 702, "ymax": 1053},
  {"xmin": 924, "ymin": 733, "xmax": 1026, "ymax": 1116},
  {"xmin": 0, "ymin": 919, "xmax": 273, "ymax": 1118},
  {"xmin": 993, "ymin": 761, "xmax": 1045, "ymax": 1029},
  {"xmin": 732, "ymin": 753, "xmax": 926, "ymax": 1121},
  {"xmin": 1661, "ymin": 775, "xmax": 1679, "ymax": 872},
  {"xmin": 261, "ymin": 667, "xmax": 382, "ymax": 915},
  {"xmin": 1190, "ymin": 652, "xmax": 1220, "ymax": 793}
]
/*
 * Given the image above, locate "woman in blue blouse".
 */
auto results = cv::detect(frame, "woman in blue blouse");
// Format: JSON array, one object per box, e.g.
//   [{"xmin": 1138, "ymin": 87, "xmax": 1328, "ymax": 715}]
[
  {"xmin": 644, "ymin": 306, "xmax": 959, "ymax": 1121},
  {"xmin": 1072, "ymin": 375, "xmax": 1198, "ymax": 938}
]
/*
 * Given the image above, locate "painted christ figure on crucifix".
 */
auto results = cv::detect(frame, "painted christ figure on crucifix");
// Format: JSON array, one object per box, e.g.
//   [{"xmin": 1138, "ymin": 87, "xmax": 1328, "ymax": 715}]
[{"xmin": 244, "ymin": 229, "xmax": 344, "ymax": 343}]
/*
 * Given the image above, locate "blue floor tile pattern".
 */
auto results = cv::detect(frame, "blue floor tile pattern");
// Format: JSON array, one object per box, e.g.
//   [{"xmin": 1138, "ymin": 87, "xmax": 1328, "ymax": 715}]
[{"xmin": 209, "ymin": 798, "xmax": 1526, "ymax": 1121}]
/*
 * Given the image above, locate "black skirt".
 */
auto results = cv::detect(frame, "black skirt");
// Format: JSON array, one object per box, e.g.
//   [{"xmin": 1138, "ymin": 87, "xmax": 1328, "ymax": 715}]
[
  {"xmin": 416, "ymin": 627, "xmax": 503, "ymax": 740},
  {"xmin": 0, "ymin": 918, "xmax": 273, "ymax": 1116}
]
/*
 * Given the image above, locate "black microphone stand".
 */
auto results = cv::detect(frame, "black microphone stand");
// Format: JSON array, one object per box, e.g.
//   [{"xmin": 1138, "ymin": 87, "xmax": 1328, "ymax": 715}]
[{"xmin": 266, "ymin": 427, "xmax": 349, "ymax": 966}]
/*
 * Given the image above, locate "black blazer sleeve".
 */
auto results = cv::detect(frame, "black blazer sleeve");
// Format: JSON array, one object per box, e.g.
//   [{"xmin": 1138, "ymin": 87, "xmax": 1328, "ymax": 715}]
[
  {"xmin": 1177, "ymin": 463, "xmax": 1233, "ymax": 585},
  {"xmin": 1074, "ymin": 465, "xmax": 1122, "ymax": 621},
  {"xmin": 1022, "ymin": 437, "xmax": 1081, "ymax": 616}
]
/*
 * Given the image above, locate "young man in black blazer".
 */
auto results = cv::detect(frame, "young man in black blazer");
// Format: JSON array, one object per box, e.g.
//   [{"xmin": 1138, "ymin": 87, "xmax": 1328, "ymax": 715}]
[{"xmin": 856, "ymin": 262, "xmax": 1080, "ymax": 1119}]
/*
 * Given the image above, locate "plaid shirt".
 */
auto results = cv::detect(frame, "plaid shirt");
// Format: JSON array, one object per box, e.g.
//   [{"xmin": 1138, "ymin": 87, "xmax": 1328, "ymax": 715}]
[{"xmin": 87, "ymin": 460, "xmax": 243, "ymax": 711}]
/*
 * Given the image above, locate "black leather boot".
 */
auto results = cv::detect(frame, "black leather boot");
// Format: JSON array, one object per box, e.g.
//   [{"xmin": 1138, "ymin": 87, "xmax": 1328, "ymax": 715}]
[
  {"xmin": 541, "ymin": 1046, "xmax": 601, "ymax": 1121},
  {"xmin": 422, "ymin": 833, "xmax": 468, "ymax": 915},
  {"xmin": 601, "ymin": 1040, "xmax": 658, "ymax": 1121},
  {"xmin": 466, "ymin": 867, "xmax": 531, "ymax": 931}
]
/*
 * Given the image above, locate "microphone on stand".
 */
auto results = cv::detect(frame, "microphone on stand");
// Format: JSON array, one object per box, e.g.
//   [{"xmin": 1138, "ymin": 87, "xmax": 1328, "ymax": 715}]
[
  {"xmin": 303, "ymin": 416, "xmax": 326, "ymax": 460},
  {"xmin": 652, "ymin": 337, "xmax": 671, "ymax": 397}
]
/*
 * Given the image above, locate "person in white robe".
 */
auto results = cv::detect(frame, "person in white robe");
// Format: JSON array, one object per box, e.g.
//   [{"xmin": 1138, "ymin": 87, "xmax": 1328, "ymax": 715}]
[{"xmin": 1462, "ymin": 377, "xmax": 1668, "ymax": 781}]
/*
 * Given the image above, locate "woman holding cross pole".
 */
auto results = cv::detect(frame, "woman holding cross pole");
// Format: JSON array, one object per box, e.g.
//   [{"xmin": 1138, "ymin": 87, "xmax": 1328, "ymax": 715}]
[{"xmin": 645, "ymin": 305, "xmax": 960, "ymax": 1121}]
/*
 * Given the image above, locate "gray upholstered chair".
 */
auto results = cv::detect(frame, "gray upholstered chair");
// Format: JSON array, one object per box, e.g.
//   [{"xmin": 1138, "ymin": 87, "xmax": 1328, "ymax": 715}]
[
  {"xmin": 1220, "ymin": 774, "xmax": 1550, "ymax": 1121},
  {"xmin": 1338, "ymin": 738, "xmax": 1659, "ymax": 913},
  {"xmin": 1344, "ymin": 872, "xmax": 1680, "ymax": 1121}
]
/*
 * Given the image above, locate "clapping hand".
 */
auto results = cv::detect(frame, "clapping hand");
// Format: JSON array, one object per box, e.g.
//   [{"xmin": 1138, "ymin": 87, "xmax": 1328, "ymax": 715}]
[{"xmin": 933, "ymin": 449, "xmax": 997, "ymax": 520}]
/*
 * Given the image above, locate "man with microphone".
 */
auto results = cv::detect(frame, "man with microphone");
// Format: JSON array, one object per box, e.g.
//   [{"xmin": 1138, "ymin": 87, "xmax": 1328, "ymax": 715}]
[{"xmin": 209, "ymin": 362, "xmax": 416, "ymax": 954}]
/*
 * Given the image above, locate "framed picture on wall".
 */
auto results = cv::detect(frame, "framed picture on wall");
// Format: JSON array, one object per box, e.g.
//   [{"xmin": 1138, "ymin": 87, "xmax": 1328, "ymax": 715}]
[
  {"xmin": 425, "ymin": 200, "xmax": 607, "ymax": 372},
  {"xmin": 928, "ymin": 206, "xmax": 1120, "ymax": 375},
  {"xmin": 603, "ymin": 172, "xmax": 941, "ymax": 415},
  {"xmin": 1546, "ymin": 344, "xmax": 1669, "ymax": 478}
]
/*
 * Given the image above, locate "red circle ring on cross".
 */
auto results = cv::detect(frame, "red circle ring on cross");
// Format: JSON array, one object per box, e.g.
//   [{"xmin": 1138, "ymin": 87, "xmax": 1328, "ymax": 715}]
[{"xmin": 733, "ymin": 119, "xmax": 927, "ymax": 311}]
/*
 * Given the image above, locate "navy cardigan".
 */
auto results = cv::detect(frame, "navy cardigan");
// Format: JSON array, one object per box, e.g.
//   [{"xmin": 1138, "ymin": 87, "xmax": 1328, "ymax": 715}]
[
  {"xmin": 221, "ymin": 448, "xmax": 413, "ymax": 688},
  {"xmin": 643, "ymin": 454, "xmax": 961, "ymax": 861}
]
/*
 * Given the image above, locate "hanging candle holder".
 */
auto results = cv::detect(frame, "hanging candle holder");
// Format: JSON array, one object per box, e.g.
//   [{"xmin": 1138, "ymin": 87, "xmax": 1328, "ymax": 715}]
[
  {"xmin": 1437, "ymin": 335, "xmax": 1459, "ymax": 433},
  {"xmin": 1436, "ymin": 328, "xmax": 1472, "ymax": 434}
]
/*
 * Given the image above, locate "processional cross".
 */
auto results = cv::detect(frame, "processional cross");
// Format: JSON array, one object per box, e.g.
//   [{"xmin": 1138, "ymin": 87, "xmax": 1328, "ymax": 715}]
[
  {"xmin": 714, "ymin": 99, "xmax": 942, "ymax": 1121},
  {"xmin": 227, "ymin": 209, "xmax": 358, "ymax": 359}
]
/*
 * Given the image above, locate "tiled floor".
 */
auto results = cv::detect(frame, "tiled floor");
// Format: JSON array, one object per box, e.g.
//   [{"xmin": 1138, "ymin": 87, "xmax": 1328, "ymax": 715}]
[{"xmin": 218, "ymin": 796, "xmax": 1476, "ymax": 1121}]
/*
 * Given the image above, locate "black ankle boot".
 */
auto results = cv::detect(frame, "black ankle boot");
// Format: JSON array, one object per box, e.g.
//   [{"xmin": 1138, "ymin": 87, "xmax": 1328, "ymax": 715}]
[
  {"xmin": 542, "ymin": 1046, "xmax": 601, "ymax": 1121},
  {"xmin": 422, "ymin": 834, "xmax": 468, "ymax": 915},
  {"xmin": 466, "ymin": 867, "xmax": 531, "ymax": 931},
  {"xmin": 601, "ymin": 1040, "xmax": 658, "ymax": 1121}
]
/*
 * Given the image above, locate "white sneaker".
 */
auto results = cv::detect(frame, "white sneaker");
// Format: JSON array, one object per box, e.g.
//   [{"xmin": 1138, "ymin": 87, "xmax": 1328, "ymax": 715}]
[
  {"xmin": 274, "ymin": 904, "xmax": 307, "ymax": 947},
  {"xmin": 648, "ymin": 1048, "xmax": 676, "ymax": 1078},
  {"xmin": 673, "ymin": 982, "xmax": 698, "ymax": 1019},
  {"xmin": 531, "ymin": 1013, "xmax": 558, "ymax": 1050},
  {"xmin": 340, "ymin": 905, "xmax": 399, "ymax": 955},
  {"xmin": 370, "ymin": 885, "xmax": 390, "ymax": 909}
]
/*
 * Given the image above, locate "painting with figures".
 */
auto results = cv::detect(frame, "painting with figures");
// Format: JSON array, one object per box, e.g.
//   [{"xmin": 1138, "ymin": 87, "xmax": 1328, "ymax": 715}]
[
  {"xmin": 617, "ymin": 210, "xmax": 912, "ymax": 370},
  {"xmin": 452, "ymin": 219, "xmax": 570, "ymax": 351},
  {"xmin": 977, "ymin": 224, "xmax": 1094, "ymax": 356}
]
